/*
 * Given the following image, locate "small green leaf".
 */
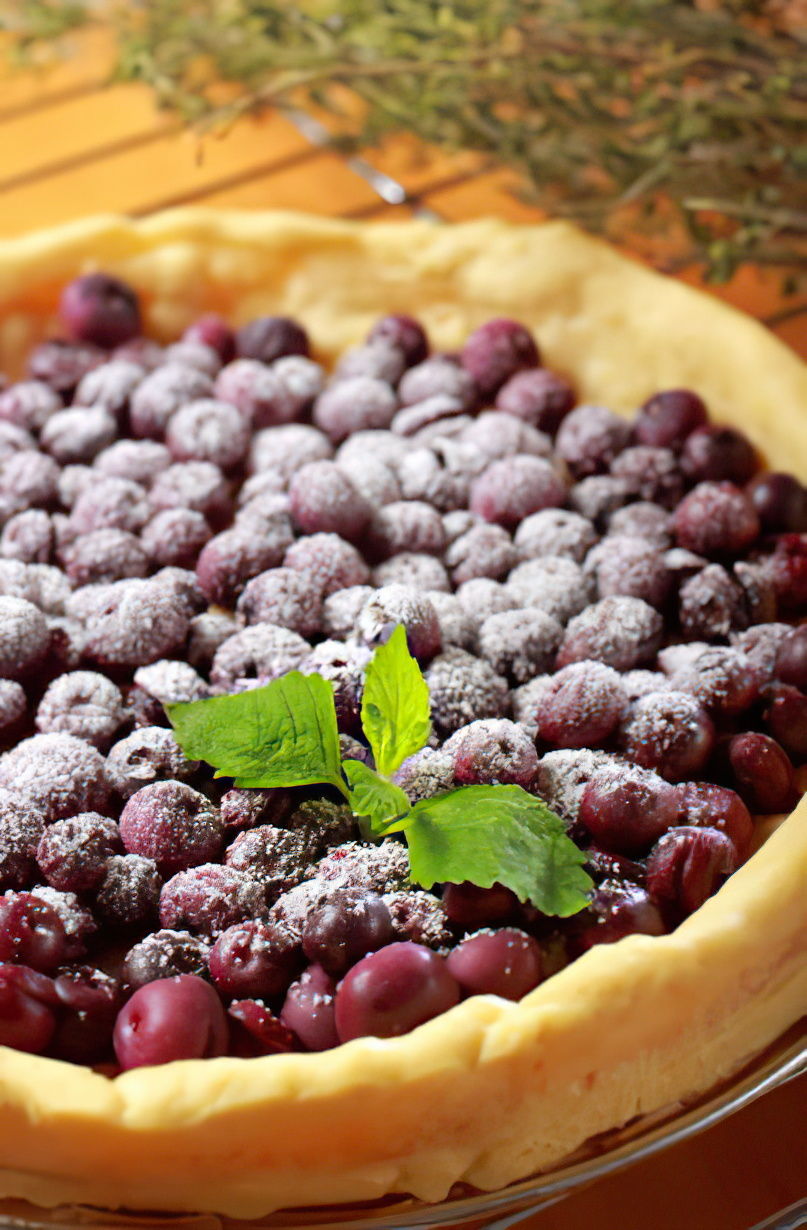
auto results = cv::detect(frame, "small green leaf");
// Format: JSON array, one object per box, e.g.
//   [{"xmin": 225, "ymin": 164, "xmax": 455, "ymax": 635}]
[
  {"xmin": 404, "ymin": 785, "xmax": 592, "ymax": 917},
  {"xmin": 361, "ymin": 625, "xmax": 432, "ymax": 777},
  {"xmin": 343, "ymin": 759, "xmax": 411, "ymax": 835},
  {"xmin": 166, "ymin": 672, "xmax": 345, "ymax": 793}
]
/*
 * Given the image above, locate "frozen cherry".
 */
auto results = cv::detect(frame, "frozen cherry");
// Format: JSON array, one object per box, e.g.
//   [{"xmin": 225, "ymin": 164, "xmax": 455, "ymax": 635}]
[
  {"xmin": 113, "ymin": 974, "xmax": 228, "ymax": 1070},
  {"xmin": 673, "ymin": 482, "xmax": 759, "ymax": 557},
  {"xmin": 302, "ymin": 888, "xmax": 393, "ymax": 978},
  {"xmin": 441, "ymin": 882, "xmax": 519, "ymax": 928},
  {"xmin": 159, "ymin": 864, "xmax": 266, "ymax": 935},
  {"xmin": 59, "ymin": 273, "xmax": 141, "ymax": 348},
  {"xmin": 120, "ymin": 781, "xmax": 223, "ymax": 875},
  {"xmin": 461, "ymin": 319, "xmax": 539, "ymax": 399},
  {"xmin": 0, "ymin": 893, "xmax": 68, "ymax": 972},
  {"xmin": 774, "ymin": 626, "xmax": 807, "ymax": 689},
  {"xmin": 51, "ymin": 967, "xmax": 123, "ymax": 1064},
  {"xmin": 495, "ymin": 368, "xmax": 575, "ymax": 433},
  {"xmin": 95, "ymin": 855, "xmax": 161, "ymax": 929},
  {"xmin": 0, "ymin": 596, "xmax": 49, "ymax": 680},
  {"xmin": 557, "ymin": 596, "xmax": 663, "ymax": 672},
  {"xmin": 763, "ymin": 683, "xmax": 807, "ymax": 761},
  {"xmin": 284, "ymin": 533, "xmax": 370, "ymax": 596},
  {"xmin": 573, "ymin": 883, "xmax": 666, "ymax": 950},
  {"xmin": 165, "ymin": 398, "xmax": 249, "ymax": 471},
  {"xmin": 279, "ymin": 964, "xmax": 338, "ymax": 1051},
  {"xmin": 0, "ymin": 732, "xmax": 110, "ymax": 823},
  {"xmin": 555, "ymin": 404, "xmax": 631, "ymax": 478},
  {"xmin": 335, "ymin": 942, "xmax": 460, "ymax": 1041},
  {"xmin": 681, "ymin": 425, "xmax": 758, "ymax": 485},
  {"xmin": 208, "ymin": 920, "xmax": 300, "ymax": 999},
  {"xmin": 0, "ymin": 964, "xmax": 57, "ymax": 1053},
  {"xmin": 579, "ymin": 767, "xmax": 680, "ymax": 854},
  {"xmin": 313, "ymin": 377, "xmax": 397, "ymax": 443},
  {"xmin": 470, "ymin": 456, "xmax": 566, "ymax": 528},
  {"xmin": 141, "ymin": 508, "xmax": 212, "ymax": 569},
  {"xmin": 620, "ymin": 690, "xmax": 715, "ymax": 781},
  {"xmin": 367, "ymin": 314, "xmax": 428, "ymax": 367},
  {"xmin": 443, "ymin": 719, "xmax": 538, "ymax": 788},
  {"xmin": 747, "ymin": 472, "xmax": 807, "ymax": 533},
  {"xmin": 289, "ymin": 461, "xmax": 370, "ymax": 542},
  {"xmin": 727, "ymin": 732, "xmax": 795, "ymax": 813},
  {"xmin": 634, "ymin": 389, "xmax": 708, "ymax": 449},
  {"xmin": 646, "ymin": 826, "xmax": 738, "ymax": 916},
  {"xmin": 36, "ymin": 813, "xmax": 120, "ymax": 892},
  {"xmin": 183, "ymin": 314, "xmax": 236, "ymax": 363},
  {"xmin": 196, "ymin": 522, "xmax": 293, "ymax": 606},
  {"xmin": 676, "ymin": 782, "xmax": 753, "ymax": 860},
  {"xmin": 537, "ymin": 661, "xmax": 627, "ymax": 748},
  {"xmin": 27, "ymin": 338, "xmax": 104, "ymax": 397},
  {"xmin": 445, "ymin": 928, "xmax": 542, "ymax": 1001},
  {"xmin": 236, "ymin": 316, "xmax": 309, "ymax": 363},
  {"xmin": 229, "ymin": 999, "xmax": 297, "ymax": 1056}
]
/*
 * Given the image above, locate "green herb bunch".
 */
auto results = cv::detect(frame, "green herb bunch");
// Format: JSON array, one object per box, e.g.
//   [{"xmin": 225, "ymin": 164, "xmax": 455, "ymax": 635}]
[
  {"xmin": 167, "ymin": 626, "xmax": 593, "ymax": 917},
  {"xmin": 5, "ymin": 0, "xmax": 806, "ymax": 285}
]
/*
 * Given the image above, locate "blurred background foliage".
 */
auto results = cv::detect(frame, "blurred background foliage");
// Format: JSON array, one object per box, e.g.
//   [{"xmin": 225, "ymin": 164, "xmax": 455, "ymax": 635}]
[{"xmin": 4, "ymin": 0, "xmax": 806, "ymax": 286}]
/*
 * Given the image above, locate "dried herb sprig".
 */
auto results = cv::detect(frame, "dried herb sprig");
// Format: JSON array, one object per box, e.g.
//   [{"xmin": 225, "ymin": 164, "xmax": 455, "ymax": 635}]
[{"xmin": 4, "ymin": 0, "xmax": 806, "ymax": 283}]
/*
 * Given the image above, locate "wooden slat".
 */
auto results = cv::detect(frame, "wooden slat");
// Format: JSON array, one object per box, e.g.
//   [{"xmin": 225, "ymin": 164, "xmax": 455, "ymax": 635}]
[
  {"xmin": 196, "ymin": 151, "xmax": 381, "ymax": 215},
  {"xmin": 0, "ymin": 84, "xmax": 178, "ymax": 192},
  {"xmin": 422, "ymin": 166, "xmax": 548, "ymax": 223},
  {"xmin": 0, "ymin": 111, "xmax": 314, "ymax": 237}
]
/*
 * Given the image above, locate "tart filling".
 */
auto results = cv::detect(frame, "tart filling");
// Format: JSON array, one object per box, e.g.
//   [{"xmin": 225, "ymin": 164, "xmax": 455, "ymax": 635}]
[{"xmin": 0, "ymin": 212, "xmax": 803, "ymax": 1218}]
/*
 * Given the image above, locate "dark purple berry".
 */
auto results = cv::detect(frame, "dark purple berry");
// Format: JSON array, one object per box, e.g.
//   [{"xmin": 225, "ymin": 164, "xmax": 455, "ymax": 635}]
[
  {"xmin": 27, "ymin": 338, "xmax": 104, "ymax": 397},
  {"xmin": 460, "ymin": 319, "xmax": 539, "ymax": 399},
  {"xmin": 774, "ymin": 626, "xmax": 807, "ymax": 689},
  {"xmin": 302, "ymin": 888, "xmax": 393, "ymax": 978},
  {"xmin": 573, "ymin": 883, "xmax": 666, "ymax": 950},
  {"xmin": 441, "ymin": 882, "xmax": 519, "ymax": 929},
  {"xmin": 557, "ymin": 596, "xmax": 663, "ymax": 672},
  {"xmin": 470, "ymin": 456, "xmax": 566, "ymax": 528},
  {"xmin": 279, "ymin": 964, "xmax": 338, "ymax": 1052},
  {"xmin": 36, "ymin": 813, "xmax": 120, "ymax": 892},
  {"xmin": 120, "ymin": 781, "xmax": 223, "ymax": 875},
  {"xmin": 673, "ymin": 482, "xmax": 759, "ymax": 557},
  {"xmin": 727, "ymin": 732, "xmax": 795, "ymax": 813},
  {"xmin": 0, "ymin": 732, "xmax": 110, "ymax": 822},
  {"xmin": 113, "ymin": 974, "xmax": 227, "ymax": 1069},
  {"xmin": 123, "ymin": 929, "xmax": 211, "ymax": 989},
  {"xmin": 159, "ymin": 864, "xmax": 265, "ymax": 935},
  {"xmin": 446, "ymin": 928, "xmax": 542, "ymax": 1000},
  {"xmin": 183, "ymin": 314, "xmax": 235, "ymax": 363},
  {"xmin": 95, "ymin": 854, "xmax": 161, "ymax": 929},
  {"xmin": 620, "ymin": 690, "xmax": 715, "ymax": 781},
  {"xmin": 0, "ymin": 964, "xmax": 57, "ymax": 1053},
  {"xmin": 289, "ymin": 461, "xmax": 370, "ymax": 542},
  {"xmin": 335, "ymin": 942, "xmax": 460, "ymax": 1041},
  {"xmin": 681, "ymin": 425, "xmax": 758, "ymax": 485},
  {"xmin": 196, "ymin": 523, "xmax": 293, "ymax": 607},
  {"xmin": 747, "ymin": 472, "xmax": 807, "ymax": 533},
  {"xmin": 646, "ymin": 826, "xmax": 738, "ymax": 916},
  {"xmin": 537, "ymin": 661, "xmax": 627, "ymax": 748},
  {"xmin": 236, "ymin": 316, "xmax": 309, "ymax": 363},
  {"xmin": 634, "ymin": 388, "xmax": 707, "ymax": 449},
  {"xmin": 229, "ymin": 999, "xmax": 297, "ymax": 1056},
  {"xmin": 36, "ymin": 671, "xmax": 125, "ymax": 749},
  {"xmin": 59, "ymin": 273, "xmax": 140, "ymax": 348},
  {"xmin": 579, "ymin": 766, "xmax": 680, "ymax": 854},
  {"xmin": 676, "ymin": 782, "xmax": 753, "ymax": 860},
  {"xmin": 0, "ymin": 892, "xmax": 68, "ymax": 972},
  {"xmin": 208, "ymin": 919, "xmax": 299, "ymax": 998},
  {"xmin": 763, "ymin": 683, "xmax": 807, "ymax": 761},
  {"xmin": 367, "ymin": 314, "xmax": 428, "ymax": 367},
  {"xmin": 495, "ymin": 368, "xmax": 575, "ymax": 433},
  {"xmin": 51, "ymin": 966, "xmax": 123, "ymax": 1064}
]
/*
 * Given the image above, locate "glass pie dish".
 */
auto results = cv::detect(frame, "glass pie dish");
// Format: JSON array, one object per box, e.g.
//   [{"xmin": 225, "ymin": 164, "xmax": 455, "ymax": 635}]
[{"xmin": 0, "ymin": 210, "xmax": 805, "ymax": 1223}]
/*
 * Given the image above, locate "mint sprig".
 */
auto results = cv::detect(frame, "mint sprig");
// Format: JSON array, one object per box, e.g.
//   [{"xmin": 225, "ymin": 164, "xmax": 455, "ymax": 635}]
[
  {"xmin": 360, "ymin": 625, "xmax": 432, "ymax": 776},
  {"xmin": 167, "ymin": 629, "xmax": 593, "ymax": 916}
]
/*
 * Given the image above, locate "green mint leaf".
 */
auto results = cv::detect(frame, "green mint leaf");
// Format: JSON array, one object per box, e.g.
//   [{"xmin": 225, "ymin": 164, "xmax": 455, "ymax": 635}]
[
  {"xmin": 360, "ymin": 625, "xmax": 432, "ymax": 777},
  {"xmin": 404, "ymin": 785, "xmax": 593, "ymax": 917},
  {"xmin": 166, "ymin": 672, "xmax": 345, "ymax": 793},
  {"xmin": 343, "ymin": 759, "xmax": 411, "ymax": 835}
]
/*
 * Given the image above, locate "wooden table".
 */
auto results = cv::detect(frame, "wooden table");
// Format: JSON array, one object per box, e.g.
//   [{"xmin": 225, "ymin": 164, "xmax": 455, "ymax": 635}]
[{"xmin": 1, "ymin": 29, "xmax": 805, "ymax": 1230}]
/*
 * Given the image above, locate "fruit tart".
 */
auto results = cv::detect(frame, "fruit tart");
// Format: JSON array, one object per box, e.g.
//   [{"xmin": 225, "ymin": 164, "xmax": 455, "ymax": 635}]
[{"xmin": 0, "ymin": 210, "xmax": 803, "ymax": 1220}]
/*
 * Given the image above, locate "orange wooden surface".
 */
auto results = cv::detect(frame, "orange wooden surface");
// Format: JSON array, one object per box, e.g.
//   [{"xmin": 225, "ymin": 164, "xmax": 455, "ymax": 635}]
[{"xmin": 0, "ymin": 30, "xmax": 804, "ymax": 1230}]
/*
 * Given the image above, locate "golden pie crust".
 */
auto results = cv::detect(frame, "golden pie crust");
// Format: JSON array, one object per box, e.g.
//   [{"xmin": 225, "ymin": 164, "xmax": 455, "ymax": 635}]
[{"xmin": 0, "ymin": 210, "xmax": 805, "ymax": 1219}]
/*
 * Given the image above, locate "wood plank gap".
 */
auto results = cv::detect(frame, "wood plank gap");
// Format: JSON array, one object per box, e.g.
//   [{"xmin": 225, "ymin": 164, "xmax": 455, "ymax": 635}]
[{"xmin": 128, "ymin": 146, "xmax": 324, "ymax": 216}]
